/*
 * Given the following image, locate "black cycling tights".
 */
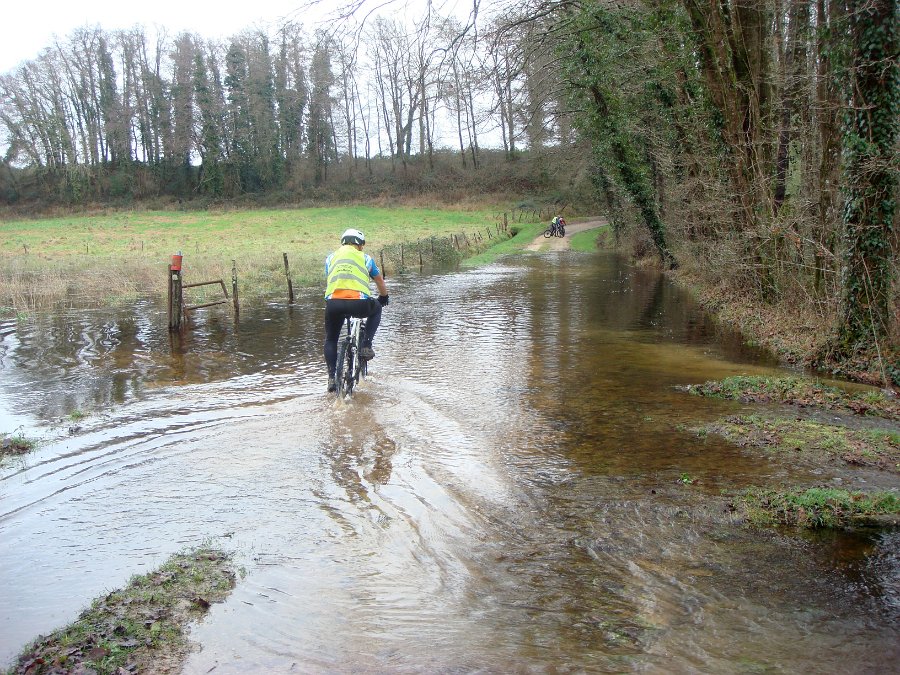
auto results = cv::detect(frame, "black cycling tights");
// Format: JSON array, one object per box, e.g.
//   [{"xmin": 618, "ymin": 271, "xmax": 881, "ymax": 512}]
[{"xmin": 324, "ymin": 298, "xmax": 382, "ymax": 376}]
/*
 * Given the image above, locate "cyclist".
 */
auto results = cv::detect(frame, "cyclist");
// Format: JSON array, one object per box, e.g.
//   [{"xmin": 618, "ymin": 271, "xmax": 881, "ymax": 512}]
[
  {"xmin": 551, "ymin": 215, "xmax": 566, "ymax": 235},
  {"xmin": 323, "ymin": 228, "xmax": 389, "ymax": 392}
]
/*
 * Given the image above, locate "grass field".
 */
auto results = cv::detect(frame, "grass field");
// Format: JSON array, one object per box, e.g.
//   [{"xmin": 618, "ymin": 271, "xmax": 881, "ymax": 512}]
[
  {"xmin": 0, "ymin": 205, "xmax": 525, "ymax": 311},
  {"xmin": 569, "ymin": 227, "xmax": 605, "ymax": 252},
  {"xmin": 461, "ymin": 222, "xmax": 546, "ymax": 267},
  {"xmin": 0, "ymin": 206, "xmax": 503, "ymax": 259}
]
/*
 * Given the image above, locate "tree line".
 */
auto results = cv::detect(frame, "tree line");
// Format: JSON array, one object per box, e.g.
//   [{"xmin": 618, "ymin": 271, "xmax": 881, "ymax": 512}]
[{"xmin": 0, "ymin": 7, "xmax": 573, "ymax": 204}]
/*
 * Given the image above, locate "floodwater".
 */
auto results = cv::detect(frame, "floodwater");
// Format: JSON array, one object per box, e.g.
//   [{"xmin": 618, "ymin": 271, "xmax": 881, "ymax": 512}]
[{"xmin": 1, "ymin": 251, "xmax": 898, "ymax": 673}]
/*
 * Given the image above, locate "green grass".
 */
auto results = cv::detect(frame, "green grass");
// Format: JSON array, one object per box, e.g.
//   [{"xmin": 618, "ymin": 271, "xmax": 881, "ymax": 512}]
[
  {"xmin": 703, "ymin": 414, "xmax": 900, "ymax": 471},
  {"xmin": 1, "ymin": 433, "xmax": 36, "ymax": 458},
  {"xmin": 0, "ymin": 307, "xmax": 28, "ymax": 320},
  {"xmin": 461, "ymin": 222, "xmax": 545, "ymax": 267},
  {"xmin": 684, "ymin": 375, "xmax": 900, "ymax": 420},
  {"xmin": 740, "ymin": 487, "xmax": 900, "ymax": 528},
  {"xmin": 569, "ymin": 226, "xmax": 607, "ymax": 252},
  {"xmin": 0, "ymin": 205, "xmax": 501, "ymax": 260},
  {"xmin": 6, "ymin": 547, "xmax": 237, "ymax": 674}
]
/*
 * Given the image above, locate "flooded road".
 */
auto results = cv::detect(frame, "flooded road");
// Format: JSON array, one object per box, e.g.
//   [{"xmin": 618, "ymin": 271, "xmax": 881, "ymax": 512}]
[{"xmin": 1, "ymin": 251, "xmax": 898, "ymax": 672}]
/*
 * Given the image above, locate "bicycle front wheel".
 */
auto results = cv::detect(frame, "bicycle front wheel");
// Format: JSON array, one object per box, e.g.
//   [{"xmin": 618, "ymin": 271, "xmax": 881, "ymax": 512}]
[
  {"xmin": 335, "ymin": 337, "xmax": 350, "ymax": 397},
  {"xmin": 355, "ymin": 327, "xmax": 367, "ymax": 383},
  {"xmin": 544, "ymin": 228, "xmax": 553, "ymax": 238},
  {"xmin": 344, "ymin": 342, "xmax": 358, "ymax": 395}
]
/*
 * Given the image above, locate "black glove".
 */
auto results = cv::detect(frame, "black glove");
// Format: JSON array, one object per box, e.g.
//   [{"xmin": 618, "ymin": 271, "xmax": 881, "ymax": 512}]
[{"xmin": 378, "ymin": 294, "xmax": 389, "ymax": 307}]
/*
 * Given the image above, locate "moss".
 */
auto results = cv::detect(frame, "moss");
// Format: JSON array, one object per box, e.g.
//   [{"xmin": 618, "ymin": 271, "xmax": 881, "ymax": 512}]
[
  {"xmin": 6, "ymin": 547, "xmax": 237, "ymax": 675},
  {"xmin": 687, "ymin": 375, "xmax": 900, "ymax": 530},
  {"xmin": 702, "ymin": 414, "xmax": 900, "ymax": 472},
  {"xmin": 740, "ymin": 487, "xmax": 900, "ymax": 528}
]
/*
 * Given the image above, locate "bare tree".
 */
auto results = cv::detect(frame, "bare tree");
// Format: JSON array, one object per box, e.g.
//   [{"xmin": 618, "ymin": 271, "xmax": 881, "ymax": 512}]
[
  {"xmin": 369, "ymin": 17, "xmax": 423, "ymax": 164},
  {"xmin": 485, "ymin": 27, "xmax": 523, "ymax": 159},
  {"xmin": 332, "ymin": 34, "xmax": 361, "ymax": 170}
]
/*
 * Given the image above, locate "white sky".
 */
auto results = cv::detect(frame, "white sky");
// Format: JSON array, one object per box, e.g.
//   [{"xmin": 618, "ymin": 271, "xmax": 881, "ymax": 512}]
[
  {"xmin": 0, "ymin": 0, "xmax": 300, "ymax": 73},
  {"xmin": 1, "ymin": 1, "xmax": 310, "ymax": 72},
  {"xmin": 1, "ymin": 0, "xmax": 478, "ymax": 73}
]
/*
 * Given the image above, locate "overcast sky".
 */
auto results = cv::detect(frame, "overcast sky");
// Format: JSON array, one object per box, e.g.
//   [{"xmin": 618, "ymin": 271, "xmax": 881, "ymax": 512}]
[
  {"xmin": 0, "ymin": 0, "xmax": 477, "ymax": 74},
  {"xmin": 1, "ymin": 1, "xmax": 305, "ymax": 72}
]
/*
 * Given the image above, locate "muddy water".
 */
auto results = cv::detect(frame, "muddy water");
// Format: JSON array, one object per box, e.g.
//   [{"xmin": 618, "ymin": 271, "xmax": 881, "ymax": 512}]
[{"xmin": 1, "ymin": 251, "xmax": 898, "ymax": 672}]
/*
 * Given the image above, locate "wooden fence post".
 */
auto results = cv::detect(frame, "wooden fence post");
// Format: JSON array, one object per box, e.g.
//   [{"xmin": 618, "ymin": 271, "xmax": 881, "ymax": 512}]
[
  {"xmin": 231, "ymin": 260, "xmax": 240, "ymax": 316},
  {"xmin": 168, "ymin": 253, "xmax": 183, "ymax": 331},
  {"xmin": 283, "ymin": 252, "xmax": 294, "ymax": 304}
]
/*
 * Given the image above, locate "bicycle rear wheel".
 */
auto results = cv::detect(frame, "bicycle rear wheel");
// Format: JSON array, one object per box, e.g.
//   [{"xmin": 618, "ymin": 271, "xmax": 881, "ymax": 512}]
[
  {"xmin": 558, "ymin": 226, "xmax": 565, "ymax": 237},
  {"xmin": 544, "ymin": 228, "xmax": 553, "ymax": 238}
]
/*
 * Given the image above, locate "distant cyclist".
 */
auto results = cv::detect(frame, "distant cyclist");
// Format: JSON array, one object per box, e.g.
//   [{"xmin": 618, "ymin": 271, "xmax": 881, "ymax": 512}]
[
  {"xmin": 551, "ymin": 215, "xmax": 566, "ymax": 236},
  {"xmin": 323, "ymin": 229, "xmax": 389, "ymax": 392}
]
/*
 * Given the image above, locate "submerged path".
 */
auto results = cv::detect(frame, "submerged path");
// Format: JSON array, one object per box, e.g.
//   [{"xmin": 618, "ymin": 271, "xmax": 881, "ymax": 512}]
[{"xmin": 1, "ymin": 248, "xmax": 898, "ymax": 673}]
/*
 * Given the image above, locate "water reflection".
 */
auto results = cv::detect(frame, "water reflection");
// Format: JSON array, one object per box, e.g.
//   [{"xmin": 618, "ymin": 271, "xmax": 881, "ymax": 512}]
[
  {"xmin": 0, "ymin": 298, "xmax": 325, "ymax": 430},
  {"xmin": 0, "ymin": 250, "xmax": 896, "ymax": 672}
]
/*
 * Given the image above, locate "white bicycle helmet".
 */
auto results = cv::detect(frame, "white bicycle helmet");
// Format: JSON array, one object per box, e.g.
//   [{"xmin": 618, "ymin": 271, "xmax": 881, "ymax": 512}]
[{"xmin": 340, "ymin": 228, "xmax": 366, "ymax": 245}]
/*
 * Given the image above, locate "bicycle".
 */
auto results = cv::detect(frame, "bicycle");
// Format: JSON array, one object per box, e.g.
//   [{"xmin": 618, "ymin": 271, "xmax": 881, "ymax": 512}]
[
  {"xmin": 334, "ymin": 315, "xmax": 368, "ymax": 398},
  {"xmin": 544, "ymin": 220, "xmax": 566, "ymax": 238}
]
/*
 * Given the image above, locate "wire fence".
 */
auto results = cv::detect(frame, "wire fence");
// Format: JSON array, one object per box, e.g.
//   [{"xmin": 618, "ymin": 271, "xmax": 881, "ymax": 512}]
[
  {"xmin": 167, "ymin": 213, "xmax": 521, "ymax": 328},
  {"xmin": 375, "ymin": 217, "xmax": 514, "ymax": 276}
]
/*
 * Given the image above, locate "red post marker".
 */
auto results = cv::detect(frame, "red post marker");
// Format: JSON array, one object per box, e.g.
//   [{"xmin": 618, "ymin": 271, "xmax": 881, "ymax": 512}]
[{"xmin": 170, "ymin": 254, "xmax": 183, "ymax": 271}]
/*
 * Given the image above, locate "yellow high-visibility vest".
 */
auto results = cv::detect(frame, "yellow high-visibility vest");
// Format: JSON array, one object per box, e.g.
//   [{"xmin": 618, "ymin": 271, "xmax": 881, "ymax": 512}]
[{"xmin": 325, "ymin": 245, "xmax": 371, "ymax": 298}]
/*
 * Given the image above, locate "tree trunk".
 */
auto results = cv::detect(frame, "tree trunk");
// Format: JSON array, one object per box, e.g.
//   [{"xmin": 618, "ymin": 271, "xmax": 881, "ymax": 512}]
[
  {"xmin": 814, "ymin": 0, "xmax": 844, "ymax": 294},
  {"xmin": 834, "ymin": 0, "xmax": 898, "ymax": 359}
]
